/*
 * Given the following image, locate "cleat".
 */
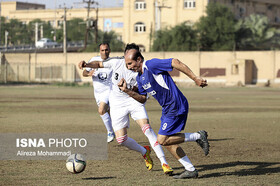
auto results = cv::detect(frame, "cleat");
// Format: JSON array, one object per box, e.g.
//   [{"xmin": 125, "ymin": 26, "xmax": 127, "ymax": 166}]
[
  {"xmin": 107, "ymin": 132, "xmax": 115, "ymax": 143},
  {"xmin": 143, "ymin": 146, "xmax": 153, "ymax": 171},
  {"xmin": 173, "ymin": 169, "xmax": 198, "ymax": 179},
  {"xmin": 162, "ymin": 163, "xmax": 173, "ymax": 175},
  {"xmin": 196, "ymin": 130, "xmax": 209, "ymax": 156}
]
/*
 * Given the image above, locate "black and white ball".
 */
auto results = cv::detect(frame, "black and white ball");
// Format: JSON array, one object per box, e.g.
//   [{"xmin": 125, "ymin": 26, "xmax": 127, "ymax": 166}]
[{"xmin": 66, "ymin": 154, "xmax": 86, "ymax": 174}]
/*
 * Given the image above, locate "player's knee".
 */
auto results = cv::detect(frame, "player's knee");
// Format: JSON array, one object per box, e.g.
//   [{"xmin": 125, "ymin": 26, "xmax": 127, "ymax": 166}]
[
  {"xmin": 116, "ymin": 135, "xmax": 128, "ymax": 145},
  {"xmin": 98, "ymin": 107, "xmax": 106, "ymax": 115},
  {"xmin": 157, "ymin": 136, "xmax": 168, "ymax": 146}
]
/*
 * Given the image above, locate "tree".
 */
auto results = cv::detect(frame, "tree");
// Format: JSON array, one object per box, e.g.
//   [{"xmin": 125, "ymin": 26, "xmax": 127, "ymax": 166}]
[
  {"xmin": 0, "ymin": 18, "xmax": 54, "ymax": 45},
  {"xmin": 85, "ymin": 30, "xmax": 124, "ymax": 52},
  {"xmin": 152, "ymin": 29, "xmax": 172, "ymax": 51},
  {"xmin": 4, "ymin": 19, "xmax": 28, "ymax": 45},
  {"xmin": 0, "ymin": 16, "xmax": 7, "ymax": 45},
  {"xmin": 27, "ymin": 19, "xmax": 54, "ymax": 44},
  {"xmin": 235, "ymin": 14, "xmax": 280, "ymax": 50},
  {"xmin": 152, "ymin": 22, "xmax": 198, "ymax": 51},
  {"xmin": 54, "ymin": 18, "xmax": 86, "ymax": 43},
  {"xmin": 66, "ymin": 18, "xmax": 86, "ymax": 42},
  {"xmin": 196, "ymin": 2, "xmax": 236, "ymax": 51}
]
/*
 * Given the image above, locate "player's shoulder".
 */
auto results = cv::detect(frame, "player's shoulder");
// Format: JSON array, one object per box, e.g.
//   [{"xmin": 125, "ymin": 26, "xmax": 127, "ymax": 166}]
[
  {"xmin": 146, "ymin": 58, "xmax": 172, "ymax": 68},
  {"xmin": 144, "ymin": 58, "xmax": 159, "ymax": 69},
  {"xmin": 104, "ymin": 56, "xmax": 124, "ymax": 62},
  {"xmin": 89, "ymin": 56, "xmax": 102, "ymax": 62}
]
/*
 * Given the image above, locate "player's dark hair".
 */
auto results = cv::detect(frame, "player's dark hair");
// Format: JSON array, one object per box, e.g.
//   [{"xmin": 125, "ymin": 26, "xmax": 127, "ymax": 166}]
[
  {"xmin": 124, "ymin": 43, "xmax": 139, "ymax": 53},
  {"xmin": 124, "ymin": 43, "xmax": 144, "ymax": 60},
  {"xmin": 99, "ymin": 43, "xmax": 110, "ymax": 49}
]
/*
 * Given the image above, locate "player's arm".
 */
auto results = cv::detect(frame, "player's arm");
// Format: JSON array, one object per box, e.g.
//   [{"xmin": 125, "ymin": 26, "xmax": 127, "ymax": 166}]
[
  {"xmin": 78, "ymin": 60, "xmax": 104, "ymax": 69},
  {"xmin": 118, "ymin": 78, "xmax": 147, "ymax": 104},
  {"xmin": 171, "ymin": 58, "xmax": 208, "ymax": 88}
]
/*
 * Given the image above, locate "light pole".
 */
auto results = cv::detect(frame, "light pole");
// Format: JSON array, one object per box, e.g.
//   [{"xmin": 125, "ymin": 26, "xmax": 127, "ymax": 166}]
[
  {"xmin": 5, "ymin": 30, "xmax": 8, "ymax": 48},
  {"xmin": 155, "ymin": 0, "xmax": 171, "ymax": 31},
  {"xmin": 34, "ymin": 22, "xmax": 43, "ymax": 46},
  {"xmin": 61, "ymin": 5, "xmax": 68, "ymax": 81},
  {"xmin": 81, "ymin": 0, "xmax": 99, "ymax": 50}
]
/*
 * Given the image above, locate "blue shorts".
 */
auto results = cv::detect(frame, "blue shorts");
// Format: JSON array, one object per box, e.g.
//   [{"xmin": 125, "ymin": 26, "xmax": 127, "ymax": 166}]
[{"xmin": 158, "ymin": 113, "xmax": 188, "ymax": 136}]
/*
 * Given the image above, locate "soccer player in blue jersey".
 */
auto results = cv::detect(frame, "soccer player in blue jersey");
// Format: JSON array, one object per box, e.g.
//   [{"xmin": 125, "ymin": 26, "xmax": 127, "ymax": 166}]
[{"xmin": 119, "ymin": 43, "xmax": 209, "ymax": 179}]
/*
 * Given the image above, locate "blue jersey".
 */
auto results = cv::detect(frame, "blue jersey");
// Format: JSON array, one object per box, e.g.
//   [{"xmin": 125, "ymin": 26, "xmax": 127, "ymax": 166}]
[{"xmin": 136, "ymin": 58, "xmax": 189, "ymax": 117}]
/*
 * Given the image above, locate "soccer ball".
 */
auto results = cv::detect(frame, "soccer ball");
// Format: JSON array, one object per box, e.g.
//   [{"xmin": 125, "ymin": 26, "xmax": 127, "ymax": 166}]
[{"xmin": 66, "ymin": 154, "xmax": 86, "ymax": 174}]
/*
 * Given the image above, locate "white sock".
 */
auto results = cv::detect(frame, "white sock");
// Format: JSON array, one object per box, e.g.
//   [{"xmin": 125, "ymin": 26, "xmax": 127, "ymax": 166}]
[
  {"xmin": 178, "ymin": 156, "xmax": 195, "ymax": 171},
  {"xmin": 100, "ymin": 112, "xmax": 113, "ymax": 133},
  {"xmin": 184, "ymin": 133, "xmax": 201, "ymax": 142},
  {"xmin": 117, "ymin": 135, "xmax": 146, "ymax": 155},
  {"xmin": 142, "ymin": 124, "xmax": 168, "ymax": 165}
]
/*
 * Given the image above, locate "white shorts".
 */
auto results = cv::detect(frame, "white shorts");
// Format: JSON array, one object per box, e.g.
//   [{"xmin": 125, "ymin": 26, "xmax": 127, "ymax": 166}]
[
  {"xmin": 94, "ymin": 89, "xmax": 110, "ymax": 106},
  {"xmin": 110, "ymin": 103, "xmax": 148, "ymax": 132}
]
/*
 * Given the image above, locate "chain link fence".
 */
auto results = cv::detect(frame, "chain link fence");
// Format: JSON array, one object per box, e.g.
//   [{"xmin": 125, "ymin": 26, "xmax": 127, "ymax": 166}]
[{"xmin": 0, "ymin": 55, "xmax": 79, "ymax": 83}]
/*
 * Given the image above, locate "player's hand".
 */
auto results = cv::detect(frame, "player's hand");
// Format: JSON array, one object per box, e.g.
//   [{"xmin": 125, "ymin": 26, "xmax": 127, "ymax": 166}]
[
  {"xmin": 88, "ymin": 69, "xmax": 95, "ymax": 76},
  {"xmin": 194, "ymin": 77, "xmax": 208, "ymax": 88},
  {"xmin": 78, "ymin": 61, "xmax": 86, "ymax": 69},
  {"xmin": 118, "ymin": 78, "xmax": 127, "ymax": 92}
]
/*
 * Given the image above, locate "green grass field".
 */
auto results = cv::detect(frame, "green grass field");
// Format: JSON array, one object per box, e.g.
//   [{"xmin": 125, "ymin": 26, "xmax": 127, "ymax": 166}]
[{"xmin": 0, "ymin": 85, "xmax": 280, "ymax": 185}]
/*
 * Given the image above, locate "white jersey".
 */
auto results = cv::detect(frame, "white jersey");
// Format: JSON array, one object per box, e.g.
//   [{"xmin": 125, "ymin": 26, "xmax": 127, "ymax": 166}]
[
  {"xmin": 103, "ymin": 57, "xmax": 148, "ymax": 132},
  {"xmin": 86, "ymin": 56, "xmax": 112, "ymax": 94},
  {"xmin": 103, "ymin": 57, "xmax": 141, "ymax": 106}
]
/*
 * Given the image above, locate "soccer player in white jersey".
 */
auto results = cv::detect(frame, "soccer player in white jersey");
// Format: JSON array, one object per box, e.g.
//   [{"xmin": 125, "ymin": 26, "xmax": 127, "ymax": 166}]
[
  {"xmin": 82, "ymin": 43, "xmax": 114, "ymax": 143},
  {"xmin": 78, "ymin": 51, "xmax": 173, "ymax": 174},
  {"xmin": 122, "ymin": 43, "xmax": 209, "ymax": 179}
]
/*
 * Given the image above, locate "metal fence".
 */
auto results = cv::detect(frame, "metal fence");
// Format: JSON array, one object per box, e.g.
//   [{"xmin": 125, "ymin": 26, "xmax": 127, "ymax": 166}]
[{"xmin": 0, "ymin": 62, "xmax": 79, "ymax": 83}]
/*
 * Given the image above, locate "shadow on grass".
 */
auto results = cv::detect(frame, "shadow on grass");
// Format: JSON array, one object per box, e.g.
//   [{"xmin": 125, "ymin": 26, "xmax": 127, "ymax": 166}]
[
  {"xmin": 208, "ymin": 138, "xmax": 234, "ymax": 141},
  {"xmin": 82, "ymin": 176, "xmax": 116, "ymax": 180},
  {"xmin": 197, "ymin": 161, "xmax": 280, "ymax": 178},
  {"xmin": 160, "ymin": 161, "xmax": 280, "ymax": 177}
]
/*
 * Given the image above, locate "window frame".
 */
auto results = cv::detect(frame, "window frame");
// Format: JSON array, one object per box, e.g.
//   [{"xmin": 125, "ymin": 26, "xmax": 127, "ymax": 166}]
[
  {"xmin": 135, "ymin": 1, "xmax": 146, "ymax": 10},
  {"xmin": 134, "ymin": 22, "xmax": 146, "ymax": 33},
  {"xmin": 184, "ymin": 0, "xmax": 196, "ymax": 9}
]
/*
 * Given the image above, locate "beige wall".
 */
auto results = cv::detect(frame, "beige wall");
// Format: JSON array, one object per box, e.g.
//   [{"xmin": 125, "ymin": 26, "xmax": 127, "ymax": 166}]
[
  {"xmin": 2, "ymin": 51, "xmax": 280, "ymax": 86},
  {"xmin": 1, "ymin": 2, "xmax": 17, "ymax": 19},
  {"xmin": 236, "ymin": 51, "xmax": 274, "ymax": 83}
]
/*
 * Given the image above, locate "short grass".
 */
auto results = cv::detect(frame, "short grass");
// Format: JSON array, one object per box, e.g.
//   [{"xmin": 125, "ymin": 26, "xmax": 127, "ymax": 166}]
[{"xmin": 0, "ymin": 85, "xmax": 280, "ymax": 185}]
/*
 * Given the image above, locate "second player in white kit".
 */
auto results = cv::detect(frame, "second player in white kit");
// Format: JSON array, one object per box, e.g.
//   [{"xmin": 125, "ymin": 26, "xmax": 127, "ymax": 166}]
[{"xmin": 82, "ymin": 43, "xmax": 114, "ymax": 143}]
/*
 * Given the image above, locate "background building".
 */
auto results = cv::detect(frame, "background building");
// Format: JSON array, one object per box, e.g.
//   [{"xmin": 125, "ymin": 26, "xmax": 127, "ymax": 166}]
[{"xmin": 1, "ymin": 0, "xmax": 280, "ymax": 51}]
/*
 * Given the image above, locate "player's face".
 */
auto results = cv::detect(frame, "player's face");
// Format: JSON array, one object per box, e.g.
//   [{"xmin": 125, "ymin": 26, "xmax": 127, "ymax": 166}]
[
  {"xmin": 125, "ymin": 51, "xmax": 141, "ymax": 73},
  {"xmin": 99, "ymin": 44, "xmax": 110, "ymax": 60}
]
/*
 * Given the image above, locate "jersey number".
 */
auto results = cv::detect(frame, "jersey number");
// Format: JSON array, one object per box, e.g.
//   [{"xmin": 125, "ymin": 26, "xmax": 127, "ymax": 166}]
[{"xmin": 114, "ymin": 73, "xmax": 119, "ymax": 80}]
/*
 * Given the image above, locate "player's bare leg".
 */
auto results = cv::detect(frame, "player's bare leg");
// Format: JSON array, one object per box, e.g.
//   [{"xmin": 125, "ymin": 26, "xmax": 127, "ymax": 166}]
[
  {"xmin": 136, "ymin": 119, "xmax": 173, "ymax": 175},
  {"xmin": 115, "ymin": 128, "xmax": 153, "ymax": 171},
  {"xmin": 157, "ymin": 132, "xmax": 209, "ymax": 155},
  {"xmin": 98, "ymin": 102, "xmax": 114, "ymax": 143},
  {"xmin": 157, "ymin": 134, "xmax": 209, "ymax": 179},
  {"xmin": 163, "ymin": 143, "xmax": 198, "ymax": 179}
]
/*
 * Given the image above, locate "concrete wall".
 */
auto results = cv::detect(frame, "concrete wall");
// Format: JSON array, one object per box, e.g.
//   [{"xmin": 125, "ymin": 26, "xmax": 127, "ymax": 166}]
[{"xmin": 1, "ymin": 51, "xmax": 280, "ymax": 86}]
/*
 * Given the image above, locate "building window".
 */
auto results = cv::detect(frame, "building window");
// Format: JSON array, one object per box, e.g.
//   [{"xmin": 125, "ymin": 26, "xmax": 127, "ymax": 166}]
[
  {"xmin": 135, "ymin": 22, "xmax": 146, "ymax": 33},
  {"xmin": 184, "ymin": 0, "xmax": 196, "ymax": 9},
  {"xmin": 135, "ymin": 1, "xmax": 146, "ymax": 10}
]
